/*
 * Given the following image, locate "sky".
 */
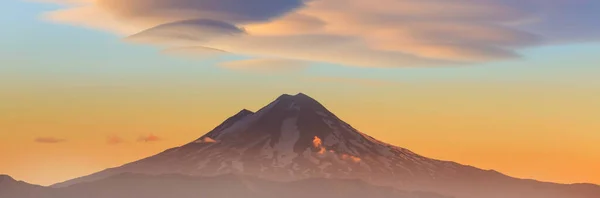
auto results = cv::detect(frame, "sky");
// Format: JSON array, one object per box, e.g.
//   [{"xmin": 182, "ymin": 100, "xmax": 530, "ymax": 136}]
[{"xmin": 1, "ymin": 0, "xmax": 599, "ymax": 186}]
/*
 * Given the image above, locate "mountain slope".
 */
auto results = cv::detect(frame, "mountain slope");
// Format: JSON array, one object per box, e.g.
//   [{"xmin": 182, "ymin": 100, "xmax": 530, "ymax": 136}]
[
  {"xmin": 52, "ymin": 93, "xmax": 600, "ymax": 198},
  {"xmin": 0, "ymin": 175, "xmax": 48, "ymax": 197},
  {"xmin": 1, "ymin": 174, "xmax": 449, "ymax": 198}
]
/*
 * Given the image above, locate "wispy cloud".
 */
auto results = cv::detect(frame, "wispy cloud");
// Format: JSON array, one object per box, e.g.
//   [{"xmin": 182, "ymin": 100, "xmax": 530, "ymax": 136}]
[
  {"xmin": 38, "ymin": 0, "xmax": 600, "ymax": 68},
  {"xmin": 137, "ymin": 134, "xmax": 162, "ymax": 143},
  {"xmin": 303, "ymin": 77, "xmax": 398, "ymax": 87},
  {"xmin": 161, "ymin": 46, "xmax": 229, "ymax": 59},
  {"xmin": 219, "ymin": 58, "xmax": 309, "ymax": 73},
  {"xmin": 106, "ymin": 135, "xmax": 125, "ymax": 145},
  {"xmin": 34, "ymin": 137, "xmax": 66, "ymax": 144}
]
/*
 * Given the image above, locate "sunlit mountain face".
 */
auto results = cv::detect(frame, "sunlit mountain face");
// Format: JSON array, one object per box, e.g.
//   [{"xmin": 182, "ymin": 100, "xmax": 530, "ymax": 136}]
[{"xmin": 0, "ymin": 94, "xmax": 595, "ymax": 198}]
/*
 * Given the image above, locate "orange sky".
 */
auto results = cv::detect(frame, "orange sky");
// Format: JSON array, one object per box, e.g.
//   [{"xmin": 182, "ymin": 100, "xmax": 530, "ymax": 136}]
[
  {"xmin": 2, "ymin": 0, "xmax": 600, "ymax": 188},
  {"xmin": 1, "ymin": 80, "xmax": 599, "ymax": 186}
]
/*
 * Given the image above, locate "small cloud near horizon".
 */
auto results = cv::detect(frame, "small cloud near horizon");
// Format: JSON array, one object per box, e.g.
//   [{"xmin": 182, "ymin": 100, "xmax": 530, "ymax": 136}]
[
  {"xmin": 34, "ymin": 137, "xmax": 66, "ymax": 144},
  {"xmin": 137, "ymin": 134, "xmax": 162, "ymax": 143},
  {"xmin": 107, "ymin": 135, "xmax": 125, "ymax": 145}
]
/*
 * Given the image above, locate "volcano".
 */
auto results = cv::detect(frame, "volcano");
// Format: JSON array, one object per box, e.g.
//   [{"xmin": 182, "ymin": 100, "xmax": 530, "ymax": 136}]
[{"xmin": 46, "ymin": 93, "xmax": 599, "ymax": 198}]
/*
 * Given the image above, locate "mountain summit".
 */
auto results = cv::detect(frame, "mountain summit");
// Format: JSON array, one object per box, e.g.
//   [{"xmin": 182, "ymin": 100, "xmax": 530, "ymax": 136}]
[
  {"xmin": 53, "ymin": 93, "xmax": 600, "ymax": 198},
  {"xmin": 56, "ymin": 93, "xmax": 443, "ymax": 185}
]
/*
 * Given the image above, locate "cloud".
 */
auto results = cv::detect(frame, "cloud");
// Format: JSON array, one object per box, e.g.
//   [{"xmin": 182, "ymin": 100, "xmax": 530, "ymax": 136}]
[
  {"xmin": 312, "ymin": 136, "xmax": 326, "ymax": 155},
  {"xmin": 125, "ymin": 19, "xmax": 246, "ymax": 46},
  {"xmin": 137, "ymin": 134, "xmax": 161, "ymax": 143},
  {"xmin": 304, "ymin": 77, "xmax": 398, "ymax": 87},
  {"xmin": 312, "ymin": 136, "xmax": 361, "ymax": 163},
  {"xmin": 161, "ymin": 46, "xmax": 229, "ymax": 58},
  {"xmin": 219, "ymin": 58, "xmax": 309, "ymax": 73},
  {"xmin": 34, "ymin": 137, "xmax": 66, "ymax": 144},
  {"xmin": 95, "ymin": 0, "xmax": 305, "ymax": 24},
  {"xmin": 312, "ymin": 136, "xmax": 322, "ymax": 148},
  {"xmin": 350, "ymin": 156, "xmax": 361, "ymax": 163},
  {"xmin": 43, "ymin": 5, "xmax": 140, "ymax": 35},
  {"xmin": 244, "ymin": 13, "xmax": 326, "ymax": 36},
  {"xmin": 38, "ymin": 0, "xmax": 600, "ymax": 67},
  {"xmin": 106, "ymin": 135, "xmax": 125, "ymax": 145},
  {"xmin": 31, "ymin": 0, "xmax": 89, "ymax": 5},
  {"xmin": 208, "ymin": 34, "xmax": 447, "ymax": 68},
  {"xmin": 341, "ymin": 154, "xmax": 361, "ymax": 163},
  {"xmin": 194, "ymin": 137, "xmax": 218, "ymax": 143}
]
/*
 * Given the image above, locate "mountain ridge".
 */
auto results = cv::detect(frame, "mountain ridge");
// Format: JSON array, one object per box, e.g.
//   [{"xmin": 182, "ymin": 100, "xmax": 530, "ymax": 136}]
[{"xmin": 0, "ymin": 175, "xmax": 15, "ymax": 184}]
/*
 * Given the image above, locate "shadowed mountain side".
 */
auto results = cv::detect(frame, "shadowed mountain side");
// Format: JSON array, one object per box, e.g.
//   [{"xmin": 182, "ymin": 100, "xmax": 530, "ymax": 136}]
[{"xmin": 0, "ymin": 174, "xmax": 450, "ymax": 198}]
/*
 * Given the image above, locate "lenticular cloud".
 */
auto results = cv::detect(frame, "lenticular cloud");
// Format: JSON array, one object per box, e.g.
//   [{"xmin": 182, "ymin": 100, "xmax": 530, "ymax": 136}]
[
  {"xmin": 125, "ymin": 19, "xmax": 247, "ymax": 46},
  {"xmin": 40, "ymin": 0, "xmax": 600, "ymax": 68}
]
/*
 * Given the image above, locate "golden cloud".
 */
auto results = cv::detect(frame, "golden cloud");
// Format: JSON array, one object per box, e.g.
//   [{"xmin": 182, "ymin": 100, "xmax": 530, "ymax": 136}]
[
  {"xmin": 137, "ymin": 134, "xmax": 162, "ymax": 143},
  {"xmin": 34, "ymin": 137, "xmax": 66, "ymax": 144},
  {"xmin": 106, "ymin": 135, "xmax": 125, "ymax": 145}
]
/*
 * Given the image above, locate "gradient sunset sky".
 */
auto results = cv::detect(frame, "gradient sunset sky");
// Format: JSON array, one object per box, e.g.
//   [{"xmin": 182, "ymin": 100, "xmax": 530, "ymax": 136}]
[{"xmin": 1, "ymin": 0, "xmax": 599, "ymax": 186}]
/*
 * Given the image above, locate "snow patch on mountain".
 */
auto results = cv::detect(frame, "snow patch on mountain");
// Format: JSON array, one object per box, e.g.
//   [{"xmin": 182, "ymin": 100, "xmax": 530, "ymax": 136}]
[{"xmin": 273, "ymin": 117, "xmax": 300, "ymax": 166}]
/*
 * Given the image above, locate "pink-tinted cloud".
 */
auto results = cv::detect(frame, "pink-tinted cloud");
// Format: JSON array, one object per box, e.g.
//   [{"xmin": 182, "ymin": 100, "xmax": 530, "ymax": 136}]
[
  {"xmin": 34, "ymin": 137, "xmax": 66, "ymax": 144},
  {"xmin": 137, "ymin": 134, "xmax": 162, "ymax": 143},
  {"xmin": 37, "ymin": 0, "xmax": 600, "ymax": 68}
]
